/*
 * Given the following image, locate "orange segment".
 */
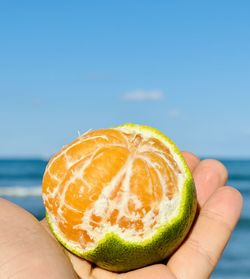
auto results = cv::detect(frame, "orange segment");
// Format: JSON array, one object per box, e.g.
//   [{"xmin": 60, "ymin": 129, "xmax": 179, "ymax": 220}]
[
  {"xmin": 108, "ymin": 209, "xmax": 119, "ymax": 225},
  {"xmin": 148, "ymin": 165, "xmax": 163, "ymax": 203},
  {"xmin": 90, "ymin": 214, "xmax": 102, "ymax": 227},
  {"xmin": 83, "ymin": 146, "xmax": 129, "ymax": 192},
  {"xmin": 130, "ymin": 158, "xmax": 153, "ymax": 213},
  {"xmin": 49, "ymin": 154, "xmax": 68, "ymax": 178},
  {"xmin": 42, "ymin": 172, "xmax": 58, "ymax": 195},
  {"xmin": 64, "ymin": 178, "xmax": 91, "ymax": 211},
  {"xmin": 81, "ymin": 129, "xmax": 128, "ymax": 145},
  {"xmin": 141, "ymin": 151, "xmax": 178, "ymax": 199},
  {"xmin": 66, "ymin": 140, "xmax": 103, "ymax": 162},
  {"xmin": 58, "ymin": 205, "xmax": 84, "ymax": 242},
  {"xmin": 142, "ymin": 137, "xmax": 180, "ymax": 173}
]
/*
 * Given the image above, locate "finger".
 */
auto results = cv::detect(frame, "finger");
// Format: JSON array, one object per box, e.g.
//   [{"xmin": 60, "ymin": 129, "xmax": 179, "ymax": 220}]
[
  {"xmin": 181, "ymin": 151, "xmax": 200, "ymax": 172},
  {"xmin": 168, "ymin": 186, "xmax": 243, "ymax": 279},
  {"xmin": 92, "ymin": 264, "xmax": 175, "ymax": 279},
  {"xmin": 193, "ymin": 159, "xmax": 228, "ymax": 207},
  {"xmin": 65, "ymin": 251, "xmax": 94, "ymax": 279},
  {"xmin": 0, "ymin": 198, "xmax": 78, "ymax": 279},
  {"xmin": 40, "ymin": 218, "xmax": 53, "ymax": 235}
]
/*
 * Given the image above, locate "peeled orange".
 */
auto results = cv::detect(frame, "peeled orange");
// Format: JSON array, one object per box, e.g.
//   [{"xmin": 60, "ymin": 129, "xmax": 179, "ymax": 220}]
[{"xmin": 42, "ymin": 123, "xmax": 197, "ymax": 272}]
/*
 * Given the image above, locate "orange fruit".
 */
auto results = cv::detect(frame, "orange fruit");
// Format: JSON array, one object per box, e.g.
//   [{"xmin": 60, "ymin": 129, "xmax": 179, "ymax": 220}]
[{"xmin": 42, "ymin": 123, "xmax": 197, "ymax": 272}]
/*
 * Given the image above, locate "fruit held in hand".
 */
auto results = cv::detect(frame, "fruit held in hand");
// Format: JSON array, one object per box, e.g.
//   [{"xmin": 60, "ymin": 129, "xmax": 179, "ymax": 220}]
[{"xmin": 42, "ymin": 123, "xmax": 197, "ymax": 272}]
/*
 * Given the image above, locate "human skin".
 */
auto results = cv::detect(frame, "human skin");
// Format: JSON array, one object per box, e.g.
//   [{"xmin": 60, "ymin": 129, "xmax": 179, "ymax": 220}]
[{"xmin": 0, "ymin": 152, "xmax": 243, "ymax": 279}]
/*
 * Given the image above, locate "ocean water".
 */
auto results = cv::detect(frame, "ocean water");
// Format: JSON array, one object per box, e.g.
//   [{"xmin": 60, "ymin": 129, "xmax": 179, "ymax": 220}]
[{"xmin": 0, "ymin": 158, "xmax": 249, "ymax": 278}]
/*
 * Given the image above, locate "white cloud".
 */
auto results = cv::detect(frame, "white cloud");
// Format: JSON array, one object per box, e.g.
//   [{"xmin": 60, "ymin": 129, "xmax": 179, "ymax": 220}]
[{"xmin": 122, "ymin": 90, "xmax": 164, "ymax": 101}]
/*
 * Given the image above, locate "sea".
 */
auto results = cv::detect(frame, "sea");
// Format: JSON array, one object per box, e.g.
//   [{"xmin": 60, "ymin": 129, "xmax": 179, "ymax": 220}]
[{"xmin": 0, "ymin": 158, "xmax": 249, "ymax": 278}]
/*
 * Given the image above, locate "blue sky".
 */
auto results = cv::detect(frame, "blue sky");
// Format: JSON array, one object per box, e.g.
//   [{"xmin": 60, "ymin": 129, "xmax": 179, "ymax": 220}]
[{"xmin": 0, "ymin": 1, "xmax": 249, "ymax": 158}]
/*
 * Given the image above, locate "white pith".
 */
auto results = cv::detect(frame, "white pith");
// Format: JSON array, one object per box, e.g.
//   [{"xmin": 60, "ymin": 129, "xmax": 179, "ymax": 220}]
[{"xmin": 44, "ymin": 125, "xmax": 187, "ymax": 252}]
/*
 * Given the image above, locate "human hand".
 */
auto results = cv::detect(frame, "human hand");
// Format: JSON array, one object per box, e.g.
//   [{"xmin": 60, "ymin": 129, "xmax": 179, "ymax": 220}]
[{"xmin": 0, "ymin": 152, "xmax": 243, "ymax": 279}]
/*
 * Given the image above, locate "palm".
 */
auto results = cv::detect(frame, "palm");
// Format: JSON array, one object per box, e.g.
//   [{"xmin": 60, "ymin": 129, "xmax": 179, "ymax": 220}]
[{"xmin": 0, "ymin": 152, "xmax": 242, "ymax": 279}]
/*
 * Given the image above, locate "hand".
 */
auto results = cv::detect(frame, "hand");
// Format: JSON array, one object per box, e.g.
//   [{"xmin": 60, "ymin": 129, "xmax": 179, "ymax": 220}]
[{"xmin": 0, "ymin": 152, "xmax": 243, "ymax": 279}]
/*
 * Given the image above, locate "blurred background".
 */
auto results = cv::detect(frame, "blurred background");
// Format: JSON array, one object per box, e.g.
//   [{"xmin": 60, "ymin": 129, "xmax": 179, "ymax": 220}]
[{"xmin": 0, "ymin": 1, "xmax": 249, "ymax": 278}]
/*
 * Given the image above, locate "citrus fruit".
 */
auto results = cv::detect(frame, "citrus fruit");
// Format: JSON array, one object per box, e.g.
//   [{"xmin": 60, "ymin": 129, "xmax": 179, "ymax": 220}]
[{"xmin": 42, "ymin": 123, "xmax": 197, "ymax": 272}]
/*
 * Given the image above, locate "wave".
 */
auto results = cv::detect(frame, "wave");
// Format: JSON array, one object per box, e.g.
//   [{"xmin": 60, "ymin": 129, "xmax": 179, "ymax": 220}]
[
  {"xmin": 229, "ymin": 174, "xmax": 250, "ymax": 181},
  {"xmin": 0, "ymin": 174, "xmax": 43, "ymax": 180},
  {"xmin": 0, "ymin": 186, "xmax": 41, "ymax": 197},
  {"xmin": 237, "ymin": 217, "xmax": 250, "ymax": 229}
]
